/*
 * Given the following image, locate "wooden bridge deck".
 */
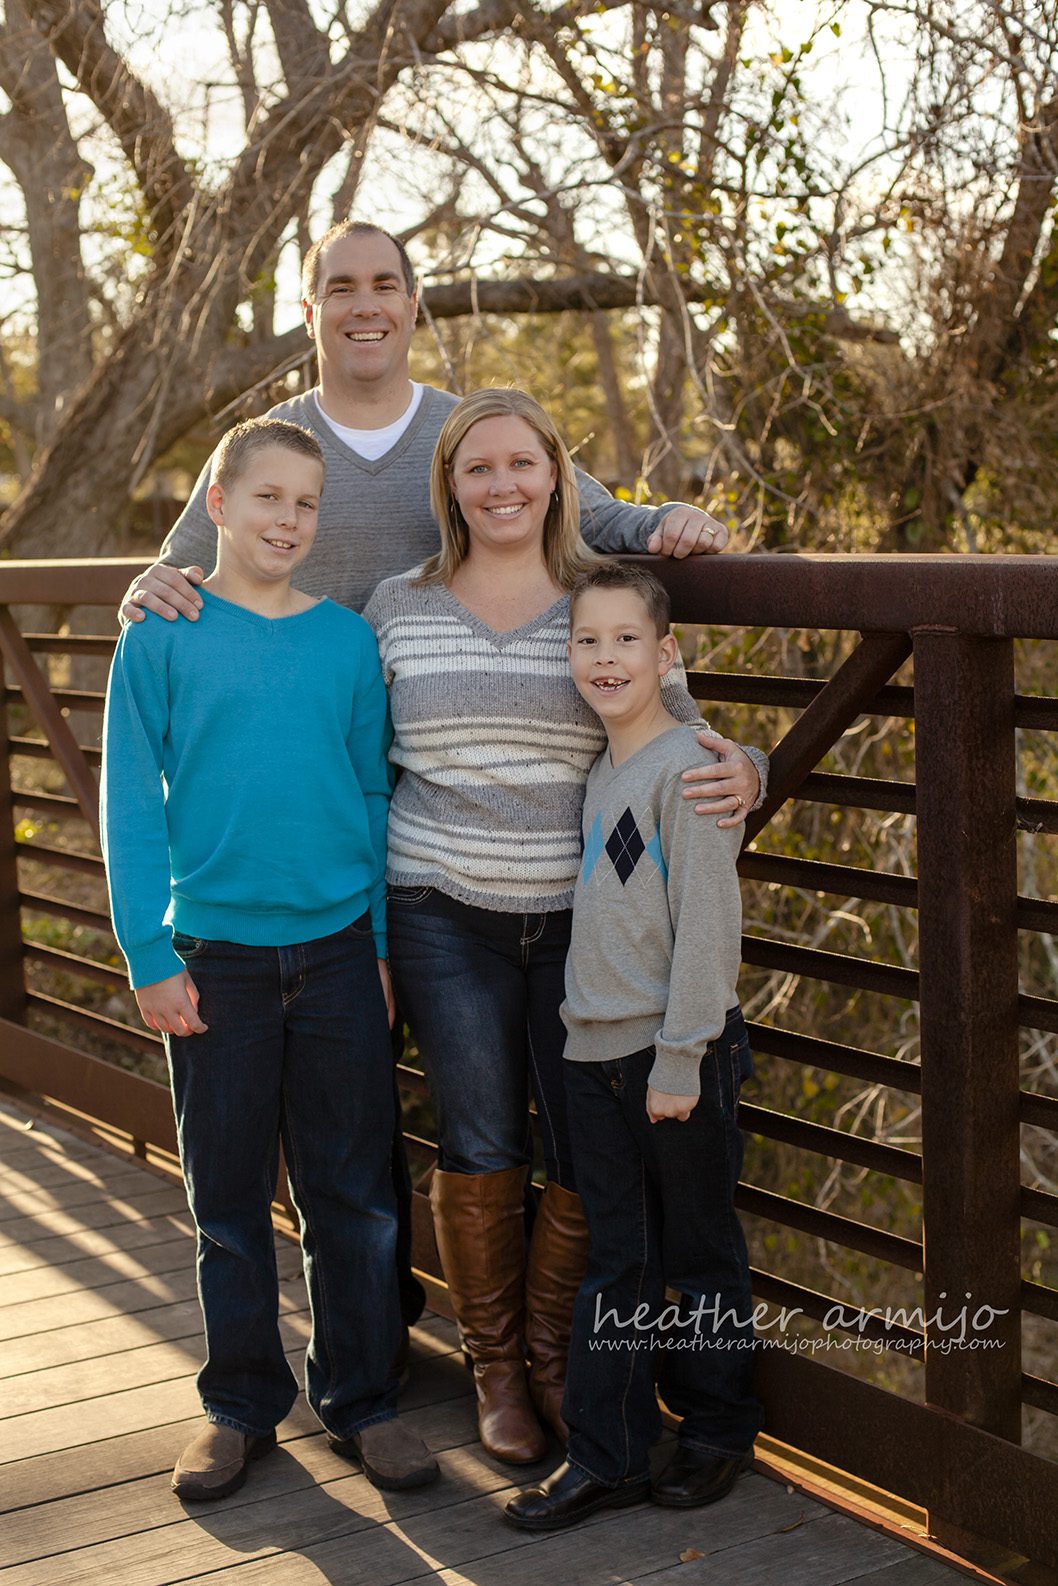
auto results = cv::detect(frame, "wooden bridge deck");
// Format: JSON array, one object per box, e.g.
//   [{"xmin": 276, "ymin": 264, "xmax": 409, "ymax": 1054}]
[{"xmin": 0, "ymin": 1098, "xmax": 975, "ymax": 1586}]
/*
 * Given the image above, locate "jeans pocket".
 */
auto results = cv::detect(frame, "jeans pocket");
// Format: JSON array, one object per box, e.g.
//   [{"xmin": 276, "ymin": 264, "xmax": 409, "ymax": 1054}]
[
  {"xmin": 171, "ymin": 931, "xmax": 207, "ymax": 960},
  {"xmin": 342, "ymin": 911, "xmax": 374, "ymax": 939},
  {"xmin": 387, "ymin": 885, "xmax": 434, "ymax": 906}
]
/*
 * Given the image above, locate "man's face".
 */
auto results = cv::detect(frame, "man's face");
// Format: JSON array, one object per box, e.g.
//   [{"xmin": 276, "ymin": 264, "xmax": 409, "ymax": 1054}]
[{"xmin": 303, "ymin": 231, "xmax": 417, "ymax": 394}]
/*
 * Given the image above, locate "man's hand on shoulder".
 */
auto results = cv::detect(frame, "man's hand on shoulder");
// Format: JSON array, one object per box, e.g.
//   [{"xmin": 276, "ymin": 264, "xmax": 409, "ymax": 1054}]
[
  {"xmin": 122, "ymin": 564, "xmax": 205, "ymax": 624},
  {"xmin": 646, "ymin": 506, "xmax": 729, "ymax": 558}
]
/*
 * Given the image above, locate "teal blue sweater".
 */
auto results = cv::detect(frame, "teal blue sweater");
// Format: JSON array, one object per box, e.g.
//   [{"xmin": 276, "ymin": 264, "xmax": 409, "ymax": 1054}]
[{"xmin": 101, "ymin": 591, "xmax": 393, "ymax": 989}]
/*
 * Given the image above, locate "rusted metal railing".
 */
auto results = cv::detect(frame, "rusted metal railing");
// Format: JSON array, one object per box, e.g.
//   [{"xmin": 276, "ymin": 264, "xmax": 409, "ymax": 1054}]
[{"xmin": 0, "ymin": 553, "xmax": 1056, "ymax": 1571}]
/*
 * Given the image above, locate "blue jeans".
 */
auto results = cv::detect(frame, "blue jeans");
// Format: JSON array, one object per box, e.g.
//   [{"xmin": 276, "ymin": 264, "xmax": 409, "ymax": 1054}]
[
  {"xmin": 562, "ymin": 1008, "xmax": 763, "ymax": 1486},
  {"xmin": 386, "ymin": 886, "xmax": 574, "ymax": 1186},
  {"xmin": 166, "ymin": 915, "xmax": 401, "ymax": 1439}
]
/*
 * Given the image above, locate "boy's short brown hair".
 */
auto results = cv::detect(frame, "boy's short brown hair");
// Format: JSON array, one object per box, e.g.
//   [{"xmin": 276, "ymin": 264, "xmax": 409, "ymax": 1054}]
[
  {"xmin": 210, "ymin": 418, "xmax": 325, "ymax": 492},
  {"xmin": 569, "ymin": 562, "xmax": 671, "ymax": 638}
]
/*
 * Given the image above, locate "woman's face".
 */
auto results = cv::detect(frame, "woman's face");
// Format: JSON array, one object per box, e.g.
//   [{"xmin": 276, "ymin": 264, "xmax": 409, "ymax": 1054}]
[{"xmin": 448, "ymin": 415, "xmax": 559, "ymax": 557}]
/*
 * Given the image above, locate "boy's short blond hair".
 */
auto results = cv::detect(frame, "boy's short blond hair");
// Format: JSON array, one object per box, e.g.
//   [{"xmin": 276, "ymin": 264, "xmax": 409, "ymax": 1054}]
[
  {"xmin": 569, "ymin": 562, "xmax": 671, "ymax": 638},
  {"xmin": 210, "ymin": 418, "xmax": 325, "ymax": 492}
]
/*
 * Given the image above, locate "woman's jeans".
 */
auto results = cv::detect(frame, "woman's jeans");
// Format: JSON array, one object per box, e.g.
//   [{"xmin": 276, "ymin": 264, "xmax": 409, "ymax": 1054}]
[
  {"xmin": 166, "ymin": 916, "xmax": 401, "ymax": 1439},
  {"xmin": 562, "ymin": 1008, "xmax": 763, "ymax": 1485},
  {"xmin": 386, "ymin": 886, "xmax": 575, "ymax": 1186}
]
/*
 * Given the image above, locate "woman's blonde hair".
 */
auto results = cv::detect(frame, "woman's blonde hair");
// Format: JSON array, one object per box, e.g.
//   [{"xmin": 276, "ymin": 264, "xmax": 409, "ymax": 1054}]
[{"xmin": 420, "ymin": 388, "xmax": 602, "ymax": 588}]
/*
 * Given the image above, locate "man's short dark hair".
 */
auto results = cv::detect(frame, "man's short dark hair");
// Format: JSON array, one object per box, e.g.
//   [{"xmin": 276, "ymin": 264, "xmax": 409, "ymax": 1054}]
[
  {"xmin": 569, "ymin": 562, "xmax": 671, "ymax": 638},
  {"xmin": 210, "ymin": 418, "xmax": 325, "ymax": 491},
  {"xmin": 301, "ymin": 221, "xmax": 417, "ymax": 301}
]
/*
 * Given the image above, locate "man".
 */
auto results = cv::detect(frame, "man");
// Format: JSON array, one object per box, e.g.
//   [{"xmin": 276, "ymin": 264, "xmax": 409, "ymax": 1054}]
[{"xmin": 124, "ymin": 222, "xmax": 736, "ymax": 623}]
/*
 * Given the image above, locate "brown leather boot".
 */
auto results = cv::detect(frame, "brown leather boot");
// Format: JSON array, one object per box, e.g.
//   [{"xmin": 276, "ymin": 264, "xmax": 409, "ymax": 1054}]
[
  {"xmin": 430, "ymin": 1165, "xmax": 547, "ymax": 1465},
  {"xmin": 524, "ymin": 1181, "xmax": 590, "ymax": 1441}
]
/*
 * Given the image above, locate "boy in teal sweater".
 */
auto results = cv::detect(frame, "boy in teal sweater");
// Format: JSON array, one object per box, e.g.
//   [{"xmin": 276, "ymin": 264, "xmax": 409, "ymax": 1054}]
[
  {"xmin": 101, "ymin": 417, "xmax": 437, "ymax": 1502},
  {"xmin": 507, "ymin": 562, "xmax": 762, "ymax": 1532}
]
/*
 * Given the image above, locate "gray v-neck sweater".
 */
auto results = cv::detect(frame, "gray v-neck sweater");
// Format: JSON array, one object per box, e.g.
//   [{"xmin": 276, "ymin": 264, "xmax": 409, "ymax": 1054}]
[
  {"xmin": 160, "ymin": 385, "xmax": 688, "ymax": 615},
  {"xmin": 561, "ymin": 724, "xmax": 743, "ymax": 1094}
]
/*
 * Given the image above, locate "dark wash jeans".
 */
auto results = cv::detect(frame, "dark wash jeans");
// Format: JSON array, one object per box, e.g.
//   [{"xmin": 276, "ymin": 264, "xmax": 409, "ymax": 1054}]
[
  {"xmin": 562, "ymin": 1007, "xmax": 763, "ymax": 1486},
  {"xmin": 167, "ymin": 915, "xmax": 401, "ymax": 1439},
  {"xmin": 386, "ymin": 885, "xmax": 575, "ymax": 1186}
]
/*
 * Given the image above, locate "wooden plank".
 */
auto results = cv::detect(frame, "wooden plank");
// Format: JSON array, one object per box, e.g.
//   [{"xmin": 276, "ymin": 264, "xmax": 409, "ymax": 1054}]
[
  {"xmin": 0, "ymin": 1323, "xmax": 465, "ymax": 1513},
  {"xmin": 0, "ymin": 1185, "xmax": 190, "ymax": 1245},
  {"xmin": 0, "ymin": 1350, "xmax": 308, "ymax": 1465},
  {"xmin": 0, "ymin": 1160, "xmax": 172, "ymax": 1205},
  {"xmin": 1, "ymin": 1310, "xmax": 313, "ymax": 1418},
  {"xmin": 613, "ymin": 1510, "xmax": 965, "ymax": 1586},
  {"xmin": 0, "ymin": 1210, "xmax": 195, "ymax": 1278},
  {"xmin": 0, "ymin": 1238, "xmax": 303, "ymax": 1333},
  {"xmin": 2, "ymin": 1442, "xmax": 536, "ymax": 1586},
  {"xmin": 0, "ymin": 1342, "xmax": 473, "ymax": 1466},
  {"xmin": 161, "ymin": 1470, "xmax": 816, "ymax": 1586},
  {"xmin": 0, "ymin": 1394, "xmax": 481, "ymax": 1568}
]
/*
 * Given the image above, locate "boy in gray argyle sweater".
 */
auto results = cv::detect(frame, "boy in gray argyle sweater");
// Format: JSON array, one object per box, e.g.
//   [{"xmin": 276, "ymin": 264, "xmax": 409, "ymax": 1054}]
[{"xmin": 506, "ymin": 562, "xmax": 762, "ymax": 1534}]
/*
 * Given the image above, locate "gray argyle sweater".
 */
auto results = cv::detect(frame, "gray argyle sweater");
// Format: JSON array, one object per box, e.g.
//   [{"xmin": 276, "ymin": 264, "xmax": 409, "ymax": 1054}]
[
  {"xmin": 561, "ymin": 724, "xmax": 743, "ymax": 1095},
  {"xmin": 160, "ymin": 386, "xmax": 689, "ymax": 614}
]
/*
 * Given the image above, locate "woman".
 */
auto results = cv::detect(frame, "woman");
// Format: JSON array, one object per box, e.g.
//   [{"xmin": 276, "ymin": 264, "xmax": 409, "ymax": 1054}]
[{"xmin": 363, "ymin": 389, "xmax": 764, "ymax": 1465}]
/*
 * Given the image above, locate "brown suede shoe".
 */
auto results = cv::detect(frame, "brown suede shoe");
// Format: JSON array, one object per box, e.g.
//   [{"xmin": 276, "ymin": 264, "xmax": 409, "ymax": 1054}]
[
  {"xmin": 171, "ymin": 1422, "xmax": 276, "ymax": 1501},
  {"xmin": 328, "ymin": 1418, "xmax": 439, "ymax": 1491}
]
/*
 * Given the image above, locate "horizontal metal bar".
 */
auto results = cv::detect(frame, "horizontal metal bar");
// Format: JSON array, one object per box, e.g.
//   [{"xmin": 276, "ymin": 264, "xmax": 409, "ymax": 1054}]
[
  {"xmin": 5, "ymin": 687, "xmax": 106, "ymax": 714},
  {"xmin": 1015, "ymin": 695, "xmax": 1058, "ymax": 731},
  {"xmin": 746, "ymin": 1022, "xmax": 922, "ymax": 1093},
  {"xmin": 13, "ymin": 789, "xmax": 86, "ymax": 820},
  {"xmin": 742, "ymin": 934, "xmax": 919, "ymax": 1001},
  {"xmin": 740, "ymin": 850, "xmax": 918, "ymax": 909},
  {"xmin": 739, "ymin": 1102, "xmax": 922, "ymax": 1182},
  {"xmin": 3, "ymin": 551, "xmax": 1058, "ymax": 634},
  {"xmin": 1021, "ymin": 1374, "xmax": 1058, "ymax": 1417},
  {"xmin": 645, "ymin": 552, "xmax": 1058, "ymax": 640},
  {"xmin": 23, "ymin": 634, "xmax": 118, "ymax": 656},
  {"xmin": 1017, "ymin": 896, "xmax": 1058, "ymax": 934},
  {"xmin": 1021, "ymin": 1184, "xmax": 1058, "ymax": 1230},
  {"xmin": 1018, "ymin": 797, "xmax": 1058, "ymax": 835},
  {"xmin": 0, "ymin": 559, "xmax": 150, "ymax": 605},
  {"xmin": 1021, "ymin": 1279, "xmax": 1058, "ymax": 1324},
  {"xmin": 737, "ymin": 1183, "xmax": 922, "ymax": 1271},
  {"xmin": 15, "ymin": 841, "xmax": 103, "ymax": 875},
  {"xmin": 1020, "ymin": 993, "xmax": 1058, "ymax": 1035},
  {"xmin": 796, "ymin": 772, "xmax": 917, "ymax": 813},
  {"xmin": 750, "ymin": 1267, "xmax": 923, "ymax": 1352},
  {"xmin": 0, "ymin": 1014, "xmax": 175, "ymax": 1150},
  {"xmin": 395, "ymin": 1063, "xmax": 429, "ymax": 1097},
  {"xmin": 10, "ymin": 735, "xmax": 103, "ymax": 767},
  {"xmin": 688, "ymin": 671, "xmax": 917, "ymax": 717},
  {"xmin": 20, "ymin": 891, "xmax": 114, "ymax": 933},
  {"xmin": 25, "ymin": 991, "xmax": 160, "ymax": 1054},
  {"xmin": 1021, "ymin": 1089, "xmax": 1058, "ymax": 1132},
  {"xmin": 23, "ymin": 941, "xmax": 127, "ymax": 990}
]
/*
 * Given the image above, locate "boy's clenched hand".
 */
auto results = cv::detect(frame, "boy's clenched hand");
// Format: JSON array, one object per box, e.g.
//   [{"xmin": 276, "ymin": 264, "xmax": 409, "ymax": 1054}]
[
  {"xmin": 646, "ymin": 1086, "xmax": 698, "ymax": 1124},
  {"xmin": 135, "ymin": 970, "xmax": 208, "ymax": 1036}
]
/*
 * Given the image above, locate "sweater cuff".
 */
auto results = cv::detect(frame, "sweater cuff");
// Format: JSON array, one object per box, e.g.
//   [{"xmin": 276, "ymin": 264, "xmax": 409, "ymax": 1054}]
[
  {"xmin": 127, "ymin": 935, "xmax": 185, "ymax": 992},
  {"xmin": 647, "ymin": 1040, "xmax": 703, "ymax": 1099},
  {"xmin": 744, "ymin": 745, "xmax": 769, "ymax": 810}
]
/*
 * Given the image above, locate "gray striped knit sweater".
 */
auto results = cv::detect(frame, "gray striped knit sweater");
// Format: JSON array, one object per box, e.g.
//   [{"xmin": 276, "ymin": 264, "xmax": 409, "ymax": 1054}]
[{"xmin": 363, "ymin": 571, "xmax": 728, "ymax": 913}]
